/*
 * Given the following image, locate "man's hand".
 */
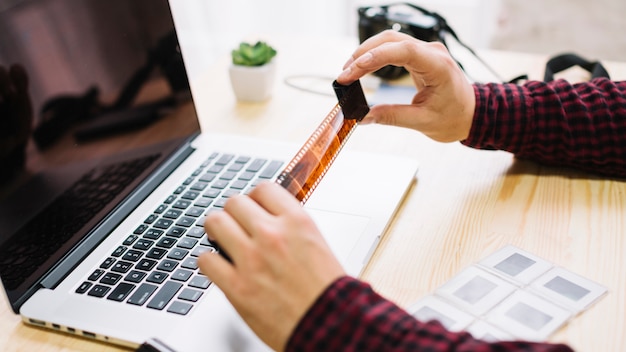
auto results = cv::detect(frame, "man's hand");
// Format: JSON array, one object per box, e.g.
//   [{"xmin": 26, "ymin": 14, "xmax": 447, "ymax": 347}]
[
  {"xmin": 198, "ymin": 182, "xmax": 346, "ymax": 351},
  {"xmin": 337, "ymin": 30, "xmax": 475, "ymax": 143}
]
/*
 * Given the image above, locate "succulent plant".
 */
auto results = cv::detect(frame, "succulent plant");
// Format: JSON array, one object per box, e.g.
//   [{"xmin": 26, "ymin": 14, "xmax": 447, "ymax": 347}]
[{"xmin": 231, "ymin": 41, "xmax": 277, "ymax": 66}]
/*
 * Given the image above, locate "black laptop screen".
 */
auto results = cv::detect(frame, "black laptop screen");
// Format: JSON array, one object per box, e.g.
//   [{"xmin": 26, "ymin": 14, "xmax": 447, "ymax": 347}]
[{"xmin": 0, "ymin": 0, "xmax": 200, "ymax": 310}]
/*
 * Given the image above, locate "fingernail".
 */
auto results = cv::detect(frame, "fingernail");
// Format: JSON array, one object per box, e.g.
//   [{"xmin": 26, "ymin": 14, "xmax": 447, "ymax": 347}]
[
  {"xmin": 338, "ymin": 66, "xmax": 352, "ymax": 81},
  {"xmin": 359, "ymin": 112, "xmax": 374, "ymax": 125}
]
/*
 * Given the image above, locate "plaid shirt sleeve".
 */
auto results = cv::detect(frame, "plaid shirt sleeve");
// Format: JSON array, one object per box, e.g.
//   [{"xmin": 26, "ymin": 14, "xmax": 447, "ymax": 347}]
[
  {"xmin": 463, "ymin": 78, "xmax": 626, "ymax": 178},
  {"xmin": 287, "ymin": 276, "xmax": 573, "ymax": 352}
]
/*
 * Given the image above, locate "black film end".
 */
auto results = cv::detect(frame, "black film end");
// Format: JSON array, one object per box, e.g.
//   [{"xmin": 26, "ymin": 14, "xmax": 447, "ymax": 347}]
[{"xmin": 332, "ymin": 80, "xmax": 369, "ymax": 121}]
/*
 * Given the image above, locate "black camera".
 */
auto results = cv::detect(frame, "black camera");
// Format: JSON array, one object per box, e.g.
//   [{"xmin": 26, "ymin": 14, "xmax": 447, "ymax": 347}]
[{"xmin": 358, "ymin": 3, "xmax": 445, "ymax": 80}]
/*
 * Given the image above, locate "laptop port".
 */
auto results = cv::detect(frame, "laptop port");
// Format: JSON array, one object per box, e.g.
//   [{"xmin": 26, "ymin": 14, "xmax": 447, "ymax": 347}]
[{"xmin": 28, "ymin": 318, "xmax": 46, "ymax": 326}]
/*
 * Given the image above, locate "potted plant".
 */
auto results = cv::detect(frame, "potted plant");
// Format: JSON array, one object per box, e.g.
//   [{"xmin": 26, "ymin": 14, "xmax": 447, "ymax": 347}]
[{"xmin": 229, "ymin": 41, "xmax": 277, "ymax": 102}]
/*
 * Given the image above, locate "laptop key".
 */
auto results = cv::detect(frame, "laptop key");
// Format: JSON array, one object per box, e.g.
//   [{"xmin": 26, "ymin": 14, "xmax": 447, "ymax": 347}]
[
  {"xmin": 154, "ymin": 219, "xmax": 174, "ymax": 229},
  {"xmin": 259, "ymin": 160, "xmax": 283, "ymax": 179},
  {"xmin": 247, "ymin": 158, "xmax": 266, "ymax": 172},
  {"xmin": 107, "ymin": 282, "xmax": 135, "ymax": 302},
  {"xmin": 111, "ymin": 261, "xmax": 133, "ymax": 273},
  {"xmin": 157, "ymin": 259, "xmax": 178, "ymax": 272},
  {"xmin": 180, "ymin": 257, "xmax": 198, "ymax": 270},
  {"xmin": 144, "ymin": 214, "xmax": 157, "ymax": 224},
  {"xmin": 154, "ymin": 204, "xmax": 167, "ymax": 214},
  {"xmin": 171, "ymin": 269, "xmax": 193, "ymax": 282},
  {"xmin": 164, "ymin": 195, "xmax": 176, "ymax": 204},
  {"xmin": 127, "ymin": 283, "xmax": 158, "ymax": 306},
  {"xmin": 135, "ymin": 259, "xmax": 158, "ymax": 271},
  {"xmin": 100, "ymin": 257, "xmax": 116, "ymax": 269},
  {"xmin": 146, "ymin": 271, "xmax": 168, "ymax": 284},
  {"xmin": 125, "ymin": 270, "xmax": 147, "ymax": 283},
  {"xmin": 133, "ymin": 239, "xmax": 154, "ymax": 250},
  {"xmin": 88, "ymin": 285, "xmax": 111, "ymax": 298},
  {"xmin": 134, "ymin": 224, "xmax": 149, "ymax": 234},
  {"xmin": 122, "ymin": 249, "xmax": 143, "ymax": 262},
  {"xmin": 166, "ymin": 226, "xmax": 186, "ymax": 238},
  {"xmin": 167, "ymin": 248, "xmax": 189, "ymax": 261},
  {"xmin": 189, "ymin": 275, "xmax": 211, "ymax": 289},
  {"xmin": 100, "ymin": 272, "xmax": 122, "ymax": 285},
  {"xmin": 175, "ymin": 217, "xmax": 195, "ymax": 228},
  {"xmin": 193, "ymin": 198, "xmax": 212, "ymax": 208},
  {"xmin": 181, "ymin": 191, "xmax": 200, "ymax": 200},
  {"xmin": 111, "ymin": 246, "xmax": 127, "ymax": 257},
  {"xmin": 88, "ymin": 269, "xmax": 105, "ymax": 281},
  {"xmin": 172, "ymin": 199, "xmax": 192, "ymax": 209},
  {"xmin": 203, "ymin": 189, "xmax": 221, "ymax": 198},
  {"xmin": 123, "ymin": 235, "xmax": 138, "ymax": 246},
  {"xmin": 76, "ymin": 282, "xmax": 93, "ymax": 294},
  {"xmin": 163, "ymin": 209, "xmax": 182, "ymax": 219},
  {"xmin": 184, "ymin": 207, "xmax": 204, "ymax": 217},
  {"xmin": 178, "ymin": 288, "xmax": 203, "ymax": 302},
  {"xmin": 147, "ymin": 281, "xmax": 182, "ymax": 310},
  {"xmin": 177, "ymin": 238, "xmax": 198, "ymax": 250},
  {"xmin": 145, "ymin": 247, "xmax": 168, "ymax": 259},
  {"xmin": 186, "ymin": 227, "xmax": 205, "ymax": 238},
  {"xmin": 143, "ymin": 229, "xmax": 164, "ymax": 240},
  {"xmin": 167, "ymin": 301, "xmax": 193, "ymax": 315},
  {"xmin": 156, "ymin": 237, "xmax": 177, "ymax": 248},
  {"xmin": 215, "ymin": 154, "xmax": 234, "ymax": 165},
  {"xmin": 191, "ymin": 245, "xmax": 214, "ymax": 257}
]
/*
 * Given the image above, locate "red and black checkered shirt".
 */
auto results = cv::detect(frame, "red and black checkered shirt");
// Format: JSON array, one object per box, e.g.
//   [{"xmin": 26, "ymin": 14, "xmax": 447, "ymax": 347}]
[
  {"xmin": 464, "ymin": 78, "xmax": 626, "ymax": 178},
  {"xmin": 287, "ymin": 277, "xmax": 572, "ymax": 351},
  {"xmin": 288, "ymin": 78, "xmax": 626, "ymax": 351}
]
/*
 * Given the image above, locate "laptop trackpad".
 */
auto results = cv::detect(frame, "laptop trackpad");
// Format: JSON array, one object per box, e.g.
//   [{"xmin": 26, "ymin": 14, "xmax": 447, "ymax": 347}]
[{"xmin": 306, "ymin": 208, "xmax": 371, "ymax": 275}]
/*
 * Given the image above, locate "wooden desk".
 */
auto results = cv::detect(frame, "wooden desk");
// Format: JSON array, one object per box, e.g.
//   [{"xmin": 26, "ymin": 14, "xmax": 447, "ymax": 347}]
[{"xmin": 1, "ymin": 35, "xmax": 624, "ymax": 351}]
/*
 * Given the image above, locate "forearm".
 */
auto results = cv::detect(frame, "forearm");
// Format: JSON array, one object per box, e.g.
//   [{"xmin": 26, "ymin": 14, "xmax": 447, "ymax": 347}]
[
  {"xmin": 287, "ymin": 276, "xmax": 572, "ymax": 352},
  {"xmin": 463, "ymin": 78, "xmax": 626, "ymax": 178}
]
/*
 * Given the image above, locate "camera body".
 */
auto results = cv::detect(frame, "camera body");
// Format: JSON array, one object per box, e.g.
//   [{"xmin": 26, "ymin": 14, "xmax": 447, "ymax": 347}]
[{"xmin": 358, "ymin": 3, "xmax": 443, "ymax": 80}]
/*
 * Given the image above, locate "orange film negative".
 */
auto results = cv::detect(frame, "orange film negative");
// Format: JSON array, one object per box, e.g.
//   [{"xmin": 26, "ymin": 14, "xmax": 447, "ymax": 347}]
[{"xmin": 275, "ymin": 80, "xmax": 370, "ymax": 204}]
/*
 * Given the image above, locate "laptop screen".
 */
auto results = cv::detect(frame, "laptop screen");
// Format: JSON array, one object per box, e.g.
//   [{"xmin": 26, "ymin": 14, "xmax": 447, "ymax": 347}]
[{"xmin": 0, "ymin": 0, "xmax": 200, "ymax": 309}]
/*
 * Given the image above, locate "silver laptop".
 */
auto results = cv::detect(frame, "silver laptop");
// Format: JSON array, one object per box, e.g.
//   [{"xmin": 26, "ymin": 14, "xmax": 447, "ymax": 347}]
[{"xmin": 0, "ymin": 1, "xmax": 418, "ymax": 350}]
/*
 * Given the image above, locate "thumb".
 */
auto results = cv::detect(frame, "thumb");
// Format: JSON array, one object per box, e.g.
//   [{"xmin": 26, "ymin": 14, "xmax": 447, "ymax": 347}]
[{"xmin": 363, "ymin": 104, "xmax": 428, "ymax": 130}]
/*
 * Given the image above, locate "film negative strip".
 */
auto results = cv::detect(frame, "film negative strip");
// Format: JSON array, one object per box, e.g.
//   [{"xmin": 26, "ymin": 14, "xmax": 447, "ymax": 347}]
[{"xmin": 275, "ymin": 80, "xmax": 369, "ymax": 204}]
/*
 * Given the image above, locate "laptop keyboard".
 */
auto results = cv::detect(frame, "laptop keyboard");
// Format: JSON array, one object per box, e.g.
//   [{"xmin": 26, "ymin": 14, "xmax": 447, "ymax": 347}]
[
  {"xmin": 74, "ymin": 152, "xmax": 284, "ymax": 315},
  {"xmin": 0, "ymin": 154, "xmax": 159, "ymax": 291}
]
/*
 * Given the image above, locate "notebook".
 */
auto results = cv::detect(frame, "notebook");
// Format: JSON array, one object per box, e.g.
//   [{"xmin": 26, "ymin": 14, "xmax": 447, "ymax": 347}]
[{"xmin": 0, "ymin": 1, "xmax": 418, "ymax": 350}]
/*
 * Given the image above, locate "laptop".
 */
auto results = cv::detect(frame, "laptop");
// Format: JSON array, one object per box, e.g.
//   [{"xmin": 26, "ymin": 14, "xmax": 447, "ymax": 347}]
[{"xmin": 0, "ymin": 0, "xmax": 418, "ymax": 350}]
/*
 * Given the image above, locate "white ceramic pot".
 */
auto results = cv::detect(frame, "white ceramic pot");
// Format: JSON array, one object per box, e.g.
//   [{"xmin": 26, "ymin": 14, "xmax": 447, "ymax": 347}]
[{"xmin": 228, "ymin": 60, "xmax": 276, "ymax": 102}]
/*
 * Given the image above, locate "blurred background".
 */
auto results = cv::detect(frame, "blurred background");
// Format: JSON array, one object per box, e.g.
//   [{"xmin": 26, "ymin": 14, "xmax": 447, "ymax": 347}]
[{"xmin": 171, "ymin": 0, "xmax": 626, "ymax": 79}]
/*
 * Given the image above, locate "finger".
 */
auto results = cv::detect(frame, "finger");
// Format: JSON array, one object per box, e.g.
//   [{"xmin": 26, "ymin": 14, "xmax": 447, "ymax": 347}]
[
  {"xmin": 203, "ymin": 209, "xmax": 252, "ymax": 261},
  {"xmin": 247, "ymin": 181, "xmax": 302, "ymax": 216},
  {"xmin": 342, "ymin": 30, "xmax": 416, "ymax": 69},
  {"xmin": 197, "ymin": 250, "xmax": 236, "ymax": 288},
  {"xmin": 338, "ymin": 39, "xmax": 447, "ymax": 85},
  {"xmin": 218, "ymin": 182, "xmax": 298, "ymax": 238},
  {"xmin": 364, "ymin": 103, "xmax": 426, "ymax": 129}
]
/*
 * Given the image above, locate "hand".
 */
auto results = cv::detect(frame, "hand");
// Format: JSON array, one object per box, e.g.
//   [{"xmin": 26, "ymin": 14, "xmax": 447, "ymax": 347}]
[
  {"xmin": 0, "ymin": 64, "xmax": 33, "ymax": 176},
  {"xmin": 198, "ymin": 182, "xmax": 346, "ymax": 351},
  {"xmin": 337, "ymin": 30, "xmax": 475, "ymax": 143}
]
